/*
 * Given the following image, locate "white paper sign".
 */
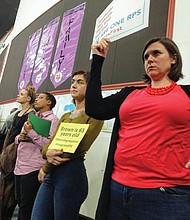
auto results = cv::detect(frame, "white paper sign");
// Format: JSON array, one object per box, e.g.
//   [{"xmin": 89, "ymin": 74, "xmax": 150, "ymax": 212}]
[{"xmin": 92, "ymin": 0, "xmax": 150, "ymax": 43}]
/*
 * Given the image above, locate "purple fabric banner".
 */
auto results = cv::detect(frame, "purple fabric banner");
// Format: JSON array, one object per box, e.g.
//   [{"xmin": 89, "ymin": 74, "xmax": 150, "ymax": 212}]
[
  {"xmin": 18, "ymin": 28, "xmax": 42, "ymax": 93},
  {"xmin": 50, "ymin": 2, "xmax": 86, "ymax": 88},
  {"xmin": 32, "ymin": 16, "xmax": 60, "ymax": 91}
]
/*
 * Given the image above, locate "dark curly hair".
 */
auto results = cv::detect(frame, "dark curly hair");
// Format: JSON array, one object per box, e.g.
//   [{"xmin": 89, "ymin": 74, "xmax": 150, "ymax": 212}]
[{"xmin": 43, "ymin": 92, "xmax": 56, "ymax": 110}]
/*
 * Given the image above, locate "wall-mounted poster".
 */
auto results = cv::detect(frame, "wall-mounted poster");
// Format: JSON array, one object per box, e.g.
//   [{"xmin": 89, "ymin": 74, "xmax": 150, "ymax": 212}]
[
  {"xmin": 50, "ymin": 2, "xmax": 86, "ymax": 88},
  {"xmin": 92, "ymin": 0, "xmax": 150, "ymax": 43},
  {"xmin": 17, "ymin": 28, "xmax": 42, "ymax": 93},
  {"xmin": 32, "ymin": 16, "xmax": 60, "ymax": 91}
]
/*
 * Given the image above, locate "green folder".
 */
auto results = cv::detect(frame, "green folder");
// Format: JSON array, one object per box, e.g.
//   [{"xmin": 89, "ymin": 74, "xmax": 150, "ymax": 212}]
[{"xmin": 29, "ymin": 113, "xmax": 51, "ymax": 137}]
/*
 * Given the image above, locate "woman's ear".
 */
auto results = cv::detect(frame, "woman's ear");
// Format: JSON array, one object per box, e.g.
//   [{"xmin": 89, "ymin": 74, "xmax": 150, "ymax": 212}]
[
  {"xmin": 27, "ymin": 96, "xmax": 31, "ymax": 103},
  {"xmin": 171, "ymin": 54, "xmax": 177, "ymax": 64}
]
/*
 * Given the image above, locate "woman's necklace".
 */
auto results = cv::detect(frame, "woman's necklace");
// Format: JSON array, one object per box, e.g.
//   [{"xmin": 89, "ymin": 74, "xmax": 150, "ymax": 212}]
[{"xmin": 145, "ymin": 81, "xmax": 176, "ymax": 95}]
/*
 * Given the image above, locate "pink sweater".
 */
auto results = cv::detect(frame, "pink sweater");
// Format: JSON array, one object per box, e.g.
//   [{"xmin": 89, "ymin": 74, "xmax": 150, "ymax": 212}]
[{"xmin": 14, "ymin": 110, "xmax": 59, "ymax": 175}]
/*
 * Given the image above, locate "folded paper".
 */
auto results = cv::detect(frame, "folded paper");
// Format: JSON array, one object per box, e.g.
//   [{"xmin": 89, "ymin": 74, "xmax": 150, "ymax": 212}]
[{"xmin": 29, "ymin": 113, "xmax": 51, "ymax": 137}]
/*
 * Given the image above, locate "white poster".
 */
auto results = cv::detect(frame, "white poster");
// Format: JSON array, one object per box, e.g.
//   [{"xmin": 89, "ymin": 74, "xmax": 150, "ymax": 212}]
[{"xmin": 92, "ymin": 0, "xmax": 150, "ymax": 43}]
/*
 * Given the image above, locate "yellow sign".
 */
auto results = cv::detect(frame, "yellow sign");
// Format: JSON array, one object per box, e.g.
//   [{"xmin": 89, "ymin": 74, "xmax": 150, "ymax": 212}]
[{"xmin": 48, "ymin": 122, "xmax": 89, "ymax": 153}]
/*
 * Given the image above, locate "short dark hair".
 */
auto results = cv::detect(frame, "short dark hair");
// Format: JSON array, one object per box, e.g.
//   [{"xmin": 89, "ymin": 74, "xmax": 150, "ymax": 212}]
[
  {"xmin": 43, "ymin": 92, "xmax": 56, "ymax": 110},
  {"xmin": 71, "ymin": 70, "xmax": 90, "ymax": 83},
  {"xmin": 142, "ymin": 37, "xmax": 183, "ymax": 83}
]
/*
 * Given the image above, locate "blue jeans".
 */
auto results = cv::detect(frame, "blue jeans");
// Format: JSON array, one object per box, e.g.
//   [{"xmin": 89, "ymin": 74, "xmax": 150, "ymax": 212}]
[
  {"xmin": 31, "ymin": 158, "xmax": 88, "ymax": 220},
  {"xmin": 107, "ymin": 179, "xmax": 190, "ymax": 220}
]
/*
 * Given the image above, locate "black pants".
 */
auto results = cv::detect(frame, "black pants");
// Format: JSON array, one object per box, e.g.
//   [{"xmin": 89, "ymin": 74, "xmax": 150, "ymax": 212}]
[
  {"xmin": 15, "ymin": 170, "xmax": 40, "ymax": 220},
  {"xmin": 3, "ymin": 203, "xmax": 16, "ymax": 220}
]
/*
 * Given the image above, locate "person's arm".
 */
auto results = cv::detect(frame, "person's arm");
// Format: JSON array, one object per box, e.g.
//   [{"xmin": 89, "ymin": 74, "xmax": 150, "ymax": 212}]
[
  {"xmin": 38, "ymin": 167, "xmax": 46, "ymax": 183},
  {"xmin": 15, "ymin": 124, "xmax": 29, "ymax": 144},
  {"xmin": 85, "ymin": 39, "xmax": 136, "ymax": 120},
  {"xmin": 26, "ymin": 117, "xmax": 59, "ymax": 149},
  {"xmin": 0, "ymin": 121, "xmax": 9, "ymax": 135},
  {"xmin": 0, "ymin": 111, "xmax": 17, "ymax": 135},
  {"xmin": 41, "ymin": 153, "xmax": 70, "ymax": 174}
]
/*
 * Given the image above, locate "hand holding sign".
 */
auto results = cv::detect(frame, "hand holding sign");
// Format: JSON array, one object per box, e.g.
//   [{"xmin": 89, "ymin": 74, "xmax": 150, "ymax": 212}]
[
  {"xmin": 48, "ymin": 123, "xmax": 89, "ymax": 153},
  {"xmin": 46, "ymin": 149, "xmax": 70, "ymax": 166},
  {"xmin": 91, "ymin": 38, "xmax": 110, "ymax": 58}
]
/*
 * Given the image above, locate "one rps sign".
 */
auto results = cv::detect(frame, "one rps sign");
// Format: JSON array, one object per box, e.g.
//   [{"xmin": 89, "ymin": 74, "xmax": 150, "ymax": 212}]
[
  {"xmin": 92, "ymin": 0, "xmax": 150, "ymax": 43},
  {"xmin": 48, "ymin": 123, "xmax": 89, "ymax": 153}
]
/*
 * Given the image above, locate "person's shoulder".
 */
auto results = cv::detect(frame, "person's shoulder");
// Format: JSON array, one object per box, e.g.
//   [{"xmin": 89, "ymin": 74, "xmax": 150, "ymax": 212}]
[
  {"xmin": 179, "ymin": 84, "xmax": 190, "ymax": 97},
  {"xmin": 26, "ymin": 109, "xmax": 36, "ymax": 116},
  {"xmin": 119, "ymin": 85, "xmax": 145, "ymax": 97},
  {"xmin": 6, "ymin": 111, "xmax": 16, "ymax": 121},
  {"xmin": 52, "ymin": 113, "xmax": 59, "ymax": 120},
  {"xmin": 43, "ymin": 110, "xmax": 59, "ymax": 120},
  {"xmin": 60, "ymin": 112, "xmax": 70, "ymax": 120},
  {"xmin": 122, "ymin": 85, "xmax": 145, "ymax": 91}
]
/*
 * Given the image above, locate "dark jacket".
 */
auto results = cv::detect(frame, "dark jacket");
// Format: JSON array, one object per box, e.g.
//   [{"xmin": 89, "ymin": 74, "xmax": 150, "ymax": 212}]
[{"xmin": 0, "ymin": 110, "xmax": 35, "ymax": 220}]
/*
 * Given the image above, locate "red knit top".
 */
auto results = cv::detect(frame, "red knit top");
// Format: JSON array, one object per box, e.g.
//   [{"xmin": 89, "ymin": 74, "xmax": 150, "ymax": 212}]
[{"xmin": 112, "ymin": 84, "xmax": 190, "ymax": 188}]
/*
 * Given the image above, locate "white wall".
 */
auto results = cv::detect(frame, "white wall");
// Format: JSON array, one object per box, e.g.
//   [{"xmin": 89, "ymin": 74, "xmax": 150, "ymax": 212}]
[
  {"xmin": 173, "ymin": 0, "xmax": 190, "ymax": 84},
  {"xmin": 3, "ymin": 0, "xmax": 60, "ymax": 45},
  {"xmin": 13, "ymin": 0, "xmax": 60, "ymax": 39},
  {"xmin": 0, "ymin": 0, "xmax": 60, "ymax": 80}
]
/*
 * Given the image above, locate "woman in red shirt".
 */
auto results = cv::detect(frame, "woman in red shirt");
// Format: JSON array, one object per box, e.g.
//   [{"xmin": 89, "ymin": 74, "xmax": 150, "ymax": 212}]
[{"xmin": 85, "ymin": 37, "xmax": 190, "ymax": 220}]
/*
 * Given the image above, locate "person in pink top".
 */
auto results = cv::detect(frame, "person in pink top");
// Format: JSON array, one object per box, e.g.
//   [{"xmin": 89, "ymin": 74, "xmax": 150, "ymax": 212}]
[{"xmin": 14, "ymin": 92, "xmax": 59, "ymax": 220}]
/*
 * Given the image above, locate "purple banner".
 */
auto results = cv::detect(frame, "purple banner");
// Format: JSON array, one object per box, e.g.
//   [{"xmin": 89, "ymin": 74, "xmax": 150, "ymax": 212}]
[
  {"xmin": 18, "ymin": 28, "xmax": 42, "ymax": 93},
  {"xmin": 32, "ymin": 16, "xmax": 60, "ymax": 91},
  {"xmin": 50, "ymin": 2, "xmax": 86, "ymax": 88}
]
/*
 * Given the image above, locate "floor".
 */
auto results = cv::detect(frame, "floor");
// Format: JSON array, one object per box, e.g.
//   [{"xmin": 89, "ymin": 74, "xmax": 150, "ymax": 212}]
[{"xmin": 11, "ymin": 205, "xmax": 18, "ymax": 220}]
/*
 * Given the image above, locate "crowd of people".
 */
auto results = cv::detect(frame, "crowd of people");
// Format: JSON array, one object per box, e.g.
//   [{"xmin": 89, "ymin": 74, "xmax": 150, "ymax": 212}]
[{"xmin": 0, "ymin": 36, "xmax": 189, "ymax": 220}]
